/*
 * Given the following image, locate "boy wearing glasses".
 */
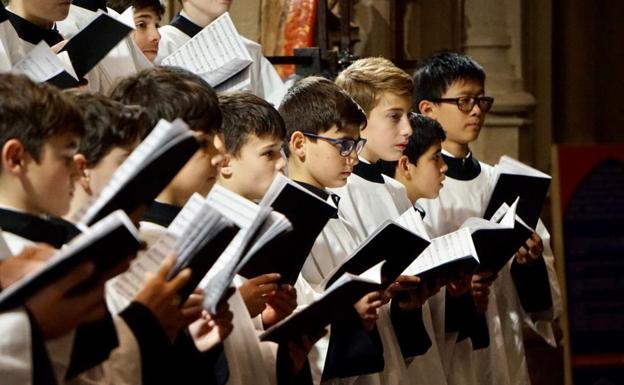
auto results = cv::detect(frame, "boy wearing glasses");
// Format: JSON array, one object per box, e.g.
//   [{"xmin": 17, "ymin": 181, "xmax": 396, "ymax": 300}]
[
  {"xmin": 414, "ymin": 51, "xmax": 561, "ymax": 385},
  {"xmin": 280, "ymin": 76, "xmax": 396, "ymax": 384}
]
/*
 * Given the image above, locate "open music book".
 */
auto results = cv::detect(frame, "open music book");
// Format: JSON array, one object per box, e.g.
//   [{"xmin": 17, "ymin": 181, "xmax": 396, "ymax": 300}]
[
  {"xmin": 484, "ymin": 155, "xmax": 552, "ymax": 228},
  {"xmin": 160, "ymin": 12, "xmax": 253, "ymax": 90},
  {"xmin": 0, "ymin": 210, "xmax": 141, "ymax": 310},
  {"xmin": 76, "ymin": 119, "xmax": 199, "ymax": 226},
  {"xmin": 260, "ymin": 273, "xmax": 380, "ymax": 343},
  {"xmin": 321, "ymin": 221, "xmax": 431, "ymax": 289},
  {"xmin": 238, "ymin": 173, "xmax": 337, "ymax": 285}
]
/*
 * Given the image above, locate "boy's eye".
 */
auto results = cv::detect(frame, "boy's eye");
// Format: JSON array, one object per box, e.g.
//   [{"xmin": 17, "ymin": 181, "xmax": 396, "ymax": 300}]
[{"xmin": 135, "ymin": 21, "xmax": 146, "ymax": 28}]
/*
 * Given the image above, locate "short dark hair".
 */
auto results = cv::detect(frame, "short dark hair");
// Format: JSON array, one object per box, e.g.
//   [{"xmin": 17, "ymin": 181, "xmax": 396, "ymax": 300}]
[
  {"xmin": 108, "ymin": 0, "xmax": 164, "ymax": 16},
  {"xmin": 279, "ymin": 76, "xmax": 367, "ymax": 156},
  {"xmin": 380, "ymin": 113, "xmax": 446, "ymax": 178},
  {"xmin": 218, "ymin": 92, "xmax": 286, "ymax": 156},
  {"xmin": 109, "ymin": 66, "xmax": 222, "ymax": 135},
  {"xmin": 0, "ymin": 74, "xmax": 83, "ymax": 162},
  {"xmin": 412, "ymin": 51, "xmax": 486, "ymax": 108},
  {"xmin": 65, "ymin": 90, "xmax": 151, "ymax": 166}
]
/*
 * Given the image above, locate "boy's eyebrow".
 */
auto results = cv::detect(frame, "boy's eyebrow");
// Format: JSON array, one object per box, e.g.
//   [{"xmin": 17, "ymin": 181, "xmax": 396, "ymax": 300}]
[{"xmin": 384, "ymin": 107, "xmax": 407, "ymax": 113}]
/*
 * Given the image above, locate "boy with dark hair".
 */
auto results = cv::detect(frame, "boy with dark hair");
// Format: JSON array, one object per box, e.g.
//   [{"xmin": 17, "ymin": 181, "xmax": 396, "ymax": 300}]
[
  {"xmin": 65, "ymin": 91, "xmax": 152, "ymax": 219},
  {"xmin": 107, "ymin": 0, "xmax": 164, "ymax": 62},
  {"xmin": 380, "ymin": 113, "xmax": 448, "ymax": 205},
  {"xmin": 216, "ymin": 91, "xmax": 318, "ymax": 385},
  {"xmin": 281, "ymin": 75, "xmax": 398, "ymax": 385},
  {"xmin": 156, "ymin": 0, "xmax": 287, "ymax": 106},
  {"xmin": 414, "ymin": 51, "xmax": 561, "ymax": 385},
  {"xmin": 334, "ymin": 57, "xmax": 444, "ymax": 385},
  {"xmin": 0, "ymin": 73, "xmax": 183, "ymax": 385}
]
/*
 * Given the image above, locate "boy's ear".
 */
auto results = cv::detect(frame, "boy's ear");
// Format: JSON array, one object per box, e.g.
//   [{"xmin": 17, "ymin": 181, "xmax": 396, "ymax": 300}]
[
  {"xmin": 1, "ymin": 139, "xmax": 27, "ymax": 175},
  {"xmin": 418, "ymin": 100, "xmax": 436, "ymax": 118},
  {"xmin": 397, "ymin": 155, "xmax": 412, "ymax": 180},
  {"xmin": 73, "ymin": 154, "xmax": 92, "ymax": 194},
  {"xmin": 290, "ymin": 131, "xmax": 306, "ymax": 158},
  {"xmin": 220, "ymin": 153, "xmax": 233, "ymax": 178}
]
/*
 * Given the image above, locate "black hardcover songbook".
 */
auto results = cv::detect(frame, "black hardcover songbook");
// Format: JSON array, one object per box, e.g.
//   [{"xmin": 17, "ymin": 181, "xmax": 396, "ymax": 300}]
[
  {"xmin": 77, "ymin": 119, "xmax": 199, "ymax": 226},
  {"xmin": 0, "ymin": 210, "xmax": 142, "ymax": 310},
  {"xmin": 483, "ymin": 155, "xmax": 551, "ymax": 228},
  {"xmin": 238, "ymin": 174, "xmax": 337, "ymax": 285},
  {"xmin": 322, "ymin": 221, "xmax": 431, "ymax": 289},
  {"xmin": 260, "ymin": 274, "xmax": 380, "ymax": 343}
]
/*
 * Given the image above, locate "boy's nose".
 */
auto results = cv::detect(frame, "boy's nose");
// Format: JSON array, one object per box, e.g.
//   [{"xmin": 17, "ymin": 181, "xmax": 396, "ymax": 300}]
[
  {"xmin": 275, "ymin": 156, "xmax": 286, "ymax": 171},
  {"xmin": 400, "ymin": 114, "xmax": 413, "ymax": 136}
]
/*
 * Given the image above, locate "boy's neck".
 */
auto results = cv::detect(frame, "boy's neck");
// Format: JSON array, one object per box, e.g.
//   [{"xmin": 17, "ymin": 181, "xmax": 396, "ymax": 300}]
[
  {"xmin": 155, "ymin": 188, "xmax": 186, "ymax": 208},
  {"xmin": 181, "ymin": 6, "xmax": 216, "ymax": 28},
  {"xmin": 9, "ymin": 4, "xmax": 54, "ymax": 29},
  {"xmin": 359, "ymin": 147, "xmax": 379, "ymax": 164},
  {"xmin": 442, "ymin": 140, "xmax": 471, "ymax": 159},
  {"xmin": 0, "ymin": 186, "xmax": 39, "ymax": 216},
  {"xmin": 287, "ymin": 158, "xmax": 326, "ymax": 190}
]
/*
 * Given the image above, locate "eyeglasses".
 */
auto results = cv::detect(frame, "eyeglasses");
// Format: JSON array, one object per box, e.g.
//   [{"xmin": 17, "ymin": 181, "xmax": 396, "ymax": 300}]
[
  {"xmin": 431, "ymin": 96, "xmax": 494, "ymax": 113},
  {"xmin": 302, "ymin": 133, "xmax": 367, "ymax": 157}
]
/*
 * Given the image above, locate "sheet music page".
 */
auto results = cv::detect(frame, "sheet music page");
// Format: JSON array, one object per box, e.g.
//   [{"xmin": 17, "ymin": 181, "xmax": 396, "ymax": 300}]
[
  {"xmin": 160, "ymin": 12, "xmax": 253, "ymax": 87},
  {"xmin": 12, "ymin": 41, "xmax": 77, "ymax": 82},
  {"xmin": 404, "ymin": 227, "xmax": 477, "ymax": 276}
]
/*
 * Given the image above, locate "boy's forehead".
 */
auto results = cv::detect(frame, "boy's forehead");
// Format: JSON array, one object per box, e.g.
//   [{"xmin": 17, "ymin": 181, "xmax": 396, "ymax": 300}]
[
  {"xmin": 444, "ymin": 78, "xmax": 484, "ymax": 95},
  {"xmin": 374, "ymin": 91, "xmax": 411, "ymax": 111}
]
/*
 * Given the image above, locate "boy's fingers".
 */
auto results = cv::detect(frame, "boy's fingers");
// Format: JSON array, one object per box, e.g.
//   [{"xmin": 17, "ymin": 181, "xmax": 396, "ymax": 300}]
[
  {"xmin": 56, "ymin": 261, "xmax": 96, "ymax": 294},
  {"xmin": 249, "ymin": 273, "xmax": 281, "ymax": 285},
  {"xmin": 168, "ymin": 268, "xmax": 192, "ymax": 293},
  {"xmin": 157, "ymin": 253, "xmax": 177, "ymax": 279}
]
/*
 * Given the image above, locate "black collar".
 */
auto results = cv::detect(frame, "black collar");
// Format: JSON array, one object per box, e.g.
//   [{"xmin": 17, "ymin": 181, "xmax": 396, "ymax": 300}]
[
  {"xmin": 353, "ymin": 160, "xmax": 385, "ymax": 184},
  {"xmin": 141, "ymin": 201, "xmax": 181, "ymax": 228},
  {"xmin": 294, "ymin": 181, "xmax": 340, "ymax": 218},
  {"xmin": 73, "ymin": 0, "xmax": 108, "ymax": 12},
  {"xmin": 0, "ymin": 3, "xmax": 9, "ymax": 23},
  {"xmin": 169, "ymin": 13, "xmax": 202, "ymax": 38},
  {"xmin": 413, "ymin": 204, "xmax": 426, "ymax": 220},
  {"xmin": 442, "ymin": 152, "xmax": 481, "ymax": 181},
  {"xmin": 0, "ymin": 208, "xmax": 78, "ymax": 248},
  {"xmin": 7, "ymin": 11, "xmax": 64, "ymax": 46}
]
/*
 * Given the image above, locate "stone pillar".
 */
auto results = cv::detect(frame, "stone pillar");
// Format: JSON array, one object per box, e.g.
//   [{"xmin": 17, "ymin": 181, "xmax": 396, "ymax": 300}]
[{"xmin": 463, "ymin": 0, "xmax": 536, "ymax": 166}]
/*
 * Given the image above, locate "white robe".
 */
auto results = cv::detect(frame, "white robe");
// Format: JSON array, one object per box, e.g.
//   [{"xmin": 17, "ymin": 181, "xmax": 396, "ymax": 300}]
[
  {"xmin": 0, "ymin": 15, "xmax": 24, "ymax": 70},
  {"xmin": 157, "ymin": 18, "xmax": 287, "ymax": 107},
  {"xmin": 418, "ymin": 156, "xmax": 563, "ymax": 385},
  {"xmin": 330, "ymin": 169, "xmax": 443, "ymax": 385},
  {"xmin": 3, "ymin": 225, "xmax": 142, "ymax": 385}
]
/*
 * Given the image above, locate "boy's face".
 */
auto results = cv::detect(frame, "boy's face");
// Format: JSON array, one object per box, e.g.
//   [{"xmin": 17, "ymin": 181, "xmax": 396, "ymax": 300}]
[
  {"xmin": 16, "ymin": 0, "xmax": 71, "ymax": 24},
  {"xmin": 23, "ymin": 132, "xmax": 79, "ymax": 217},
  {"xmin": 87, "ymin": 141, "xmax": 138, "ymax": 197},
  {"xmin": 184, "ymin": 0, "xmax": 231, "ymax": 22},
  {"xmin": 301, "ymin": 124, "xmax": 360, "ymax": 189},
  {"xmin": 221, "ymin": 133, "xmax": 285, "ymax": 200},
  {"xmin": 132, "ymin": 8, "xmax": 161, "ymax": 63},
  {"xmin": 168, "ymin": 132, "xmax": 225, "ymax": 202},
  {"xmin": 402, "ymin": 141, "xmax": 447, "ymax": 201},
  {"xmin": 362, "ymin": 92, "xmax": 412, "ymax": 163},
  {"xmin": 425, "ymin": 79, "xmax": 486, "ymax": 148}
]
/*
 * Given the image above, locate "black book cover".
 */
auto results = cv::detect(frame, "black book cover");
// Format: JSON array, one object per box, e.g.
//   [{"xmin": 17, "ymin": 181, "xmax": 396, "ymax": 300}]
[
  {"xmin": 0, "ymin": 220, "xmax": 141, "ymax": 310},
  {"xmin": 416, "ymin": 256, "xmax": 479, "ymax": 287},
  {"xmin": 324, "ymin": 222, "xmax": 430, "ymax": 289},
  {"xmin": 59, "ymin": 12, "xmax": 132, "ymax": 78},
  {"xmin": 167, "ymin": 225, "xmax": 239, "ymax": 302},
  {"xmin": 260, "ymin": 278, "xmax": 379, "ymax": 343},
  {"xmin": 46, "ymin": 70, "xmax": 80, "ymax": 89},
  {"xmin": 84, "ymin": 135, "xmax": 199, "ymax": 226},
  {"xmin": 472, "ymin": 220, "xmax": 533, "ymax": 273},
  {"xmin": 483, "ymin": 174, "xmax": 551, "ymax": 228},
  {"xmin": 238, "ymin": 184, "xmax": 337, "ymax": 285}
]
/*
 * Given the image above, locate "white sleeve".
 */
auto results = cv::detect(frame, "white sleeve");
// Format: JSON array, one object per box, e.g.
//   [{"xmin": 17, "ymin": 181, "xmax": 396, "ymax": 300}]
[{"xmin": 0, "ymin": 309, "xmax": 33, "ymax": 385}]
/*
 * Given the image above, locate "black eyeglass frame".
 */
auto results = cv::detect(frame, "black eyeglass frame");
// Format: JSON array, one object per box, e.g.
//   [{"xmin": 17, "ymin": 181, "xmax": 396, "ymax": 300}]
[
  {"xmin": 430, "ymin": 96, "xmax": 495, "ymax": 113},
  {"xmin": 302, "ymin": 132, "xmax": 367, "ymax": 157}
]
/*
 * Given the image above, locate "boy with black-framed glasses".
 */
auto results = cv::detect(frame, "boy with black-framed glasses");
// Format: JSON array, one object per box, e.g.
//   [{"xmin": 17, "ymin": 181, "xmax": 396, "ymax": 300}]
[
  {"xmin": 280, "ymin": 76, "xmax": 395, "ymax": 384},
  {"xmin": 414, "ymin": 51, "xmax": 561, "ymax": 385}
]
